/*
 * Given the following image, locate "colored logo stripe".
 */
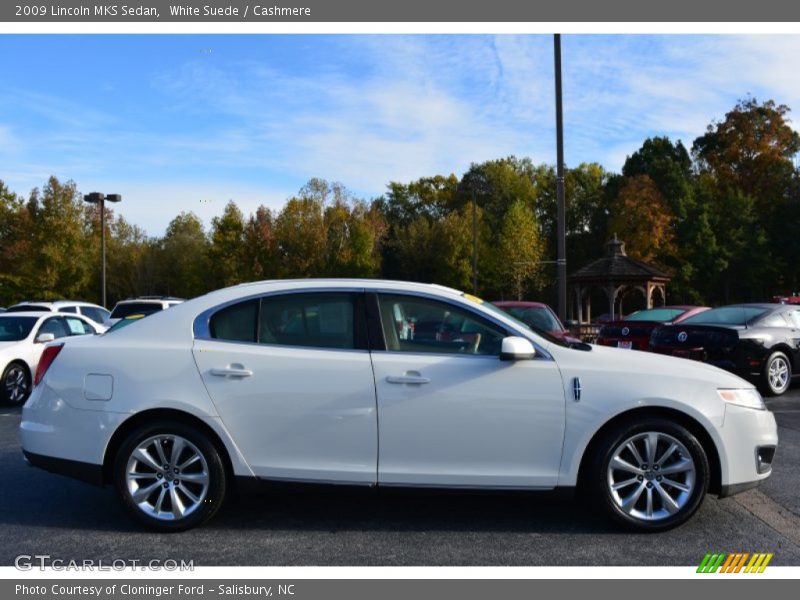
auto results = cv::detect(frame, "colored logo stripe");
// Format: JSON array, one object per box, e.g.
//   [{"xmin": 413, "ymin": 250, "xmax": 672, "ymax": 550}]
[{"xmin": 697, "ymin": 553, "xmax": 773, "ymax": 573}]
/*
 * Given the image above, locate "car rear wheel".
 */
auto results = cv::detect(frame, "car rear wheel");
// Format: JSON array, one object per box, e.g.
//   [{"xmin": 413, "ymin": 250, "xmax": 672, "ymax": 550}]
[
  {"xmin": 113, "ymin": 422, "xmax": 227, "ymax": 532},
  {"xmin": 589, "ymin": 418, "xmax": 709, "ymax": 531},
  {"xmin": 761, "ymin": 351, "xmax": 791, "ymax": 396},
  {"xmin": 2, "ymin": 362, "xmax": 31, "ymax": 406}
]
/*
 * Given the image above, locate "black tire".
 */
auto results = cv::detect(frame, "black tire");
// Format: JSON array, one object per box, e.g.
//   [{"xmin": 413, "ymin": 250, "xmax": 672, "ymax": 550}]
[
  {"xmin": 760, "ymin": 351, "xmax": 792, "ymax": 397},
  {"xmin": 587, "ymin": 418, "xmax": 709, "ymax": 532},
  {"xmin": 113, "ymin": 421, "xmax": 227, "ymax": 532},
  {"xmin": 1, "ymin": 362, "xmax": 31, "ymax": 406}
]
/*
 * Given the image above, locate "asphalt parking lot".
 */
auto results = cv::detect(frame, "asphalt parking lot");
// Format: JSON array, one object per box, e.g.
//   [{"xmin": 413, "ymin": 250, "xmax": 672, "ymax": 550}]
[{"xmin": 1, "ymin": 387, "xmax": 799, "ymax": 567}]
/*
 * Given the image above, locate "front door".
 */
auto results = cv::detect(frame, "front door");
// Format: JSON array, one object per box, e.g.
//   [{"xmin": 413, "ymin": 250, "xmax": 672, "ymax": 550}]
[{"xmin": 371, "ymin": 293, "xmax": 566, "ymax": 488}]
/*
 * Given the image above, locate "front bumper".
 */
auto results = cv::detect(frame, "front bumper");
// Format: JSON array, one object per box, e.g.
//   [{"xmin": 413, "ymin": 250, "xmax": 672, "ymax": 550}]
[{"xmin": 715, "ymin": 403, "xmax": 778, "ymax": 494}]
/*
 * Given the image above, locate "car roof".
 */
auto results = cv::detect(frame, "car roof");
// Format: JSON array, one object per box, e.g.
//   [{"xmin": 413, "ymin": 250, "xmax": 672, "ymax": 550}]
[
  {"xmin": 219, "ymin": 278, "xmax": 465, "ymax": 297},
  {"xmin": 115, "ymin": 297, "xmax": 184, "ymax": 304},
  {"xmin": 711, "ymin": 303, "xmax": 782, "ymax": 310},
  {"xmin": 0, "ymin": 311, "xmax": 52, "ymax": 320},
  {"xmin": 9, "ymin": 300, "xmax": 101, "ymax": 308}
]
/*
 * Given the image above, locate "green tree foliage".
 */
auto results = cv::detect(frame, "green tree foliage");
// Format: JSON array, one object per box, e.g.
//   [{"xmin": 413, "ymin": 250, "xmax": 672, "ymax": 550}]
[
  {"xmin": 209, "ymin": 201, "xmax": 247, "ymax": 288},
  {"xmin": 158, "ymin": 212, "xmax": 210, "ymax": 298},
  {"xmin": 496, "ymin": 199, "xmax": 544, "ymax": 300},
  {"xmin": 692, "ymin": 99, "xmax": 800, "ymax": 301},
  {"xmin": 23, "ymin": 178, "xmax": 92, "ymax": 300},
  {"xmin": 242, "ymin": 206, "xmax": 278, "ymax": 281}
]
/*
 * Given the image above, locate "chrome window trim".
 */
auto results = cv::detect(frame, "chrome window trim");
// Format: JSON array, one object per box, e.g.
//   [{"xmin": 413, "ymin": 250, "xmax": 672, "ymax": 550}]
[
  {"xmin": 193, "ymin": 287, "xmax": 367, "ymax": 351},
  {"xmin": 192, "ymin": 285, "xmax": 553, "ymax": 361}
]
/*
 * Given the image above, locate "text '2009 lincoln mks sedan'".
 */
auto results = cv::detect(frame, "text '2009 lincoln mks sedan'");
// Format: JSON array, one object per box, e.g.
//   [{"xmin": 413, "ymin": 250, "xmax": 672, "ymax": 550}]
[{"xmin": 21, "ymin": 280, "xmax": 777, "ymax": 531}]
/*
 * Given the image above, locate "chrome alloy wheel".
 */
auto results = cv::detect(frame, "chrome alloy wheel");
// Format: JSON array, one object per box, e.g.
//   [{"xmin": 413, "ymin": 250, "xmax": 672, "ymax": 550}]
[
  {"xmin": 4, "ymin": 365, "xmax": 30, "ymax": 404},
  {"xmin": 607, "ymin": 431, "xmax": 696, "ymax": 522},
  {"xmin": 768, "ymin": 355, "xmax": 790, "ymax": 394},
  {"xmin": 125, "ymin": 434, "xmax": 210, "ymax": 521}
]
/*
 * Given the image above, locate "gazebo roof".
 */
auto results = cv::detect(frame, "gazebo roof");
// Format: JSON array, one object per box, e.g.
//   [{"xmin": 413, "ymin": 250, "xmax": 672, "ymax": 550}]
[{"xmin": 568, "ymin": 236, "xmax": 670, "ymax": 283}]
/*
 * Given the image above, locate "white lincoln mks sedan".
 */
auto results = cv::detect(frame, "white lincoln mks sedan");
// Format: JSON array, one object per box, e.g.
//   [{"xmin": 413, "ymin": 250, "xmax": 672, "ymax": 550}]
[{"xmin": 20, "ymin": 279, "xmax": 778, "ymax": 531}]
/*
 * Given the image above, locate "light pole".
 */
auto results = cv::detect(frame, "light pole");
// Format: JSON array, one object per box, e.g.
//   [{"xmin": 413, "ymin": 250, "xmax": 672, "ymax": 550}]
[
  {"xmin": 83, "ymin": 192, "xmax": 121, "ymax": 308},
  {"xmin": 554, "ymin": 34, "xmax": 567, "ymax": 323}
]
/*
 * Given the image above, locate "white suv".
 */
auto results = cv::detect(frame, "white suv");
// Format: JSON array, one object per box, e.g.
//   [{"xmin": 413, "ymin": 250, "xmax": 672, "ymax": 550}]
[
  {"xmin": 108, "ymin": 297, "xmax": 184, "ymax": 325},
  {"xmin": 6, "ymin": 301, "xmax": 110, "ymax": 328}
]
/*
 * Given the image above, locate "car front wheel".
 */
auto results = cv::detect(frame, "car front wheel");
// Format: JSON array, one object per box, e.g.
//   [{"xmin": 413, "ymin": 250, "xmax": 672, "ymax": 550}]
[
  {"xmin": 2, "ymin": 362, "xmax": 31, "ymax": 406},
  {"xmin": 589, "ymin": 418, "xmax": 709, "ymax": 531},
  {"xmin": 761, "ymin": 351, "xmax": 791, "ymax": 396},
  {"xmin": 113, "ymin": 422, "xmax": 227, "ymax": 532}
]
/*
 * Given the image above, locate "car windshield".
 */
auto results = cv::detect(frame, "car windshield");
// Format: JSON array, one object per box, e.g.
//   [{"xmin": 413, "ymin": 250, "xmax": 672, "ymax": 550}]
[
  {"xmin": 681, "ymin": 306, "xmax": 769, "ymax": 326},
  {"xmin": 105, "ymin": 314, "xmax": 147, "ymax": 333},
  {"xmin": 110, "ymin": 303, "xmax": 161, "ymax": 319},
  {"xmin": 626, "ymin": 308, "xmax": 685, "ymax": 322},
  {"xmin": 504, "ymin": 306, "xmax": 563, "ymax": 332},
  {"xmin": 0, "ymin": 316, "xmax": 38, "ymax": 341}
]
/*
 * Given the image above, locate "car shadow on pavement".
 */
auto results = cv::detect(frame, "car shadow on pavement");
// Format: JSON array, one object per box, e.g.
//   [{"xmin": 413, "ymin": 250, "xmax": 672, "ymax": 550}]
[
  {"xmin": 0, "ymin": 443, "xmax": 614, "ymax": 535},
  {"xmin": 208, "ymin": 487, "xmax": 617, "ymax": 535}
]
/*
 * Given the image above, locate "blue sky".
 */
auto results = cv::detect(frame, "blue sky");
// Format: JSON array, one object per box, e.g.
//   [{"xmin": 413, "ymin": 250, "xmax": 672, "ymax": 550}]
[{"xmin": 1, "ymin": 34, "xmax": 800, "ymax": 235}]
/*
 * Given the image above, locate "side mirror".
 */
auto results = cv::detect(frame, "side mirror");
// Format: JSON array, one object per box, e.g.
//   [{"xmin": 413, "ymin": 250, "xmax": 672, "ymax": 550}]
[
  {"xmin": 35, "ymin": 333, "xmax": 56, "ymax": 344},
  {"xmin": 500, "ymin": 336, "xmax": 536, "ymax": 361}
]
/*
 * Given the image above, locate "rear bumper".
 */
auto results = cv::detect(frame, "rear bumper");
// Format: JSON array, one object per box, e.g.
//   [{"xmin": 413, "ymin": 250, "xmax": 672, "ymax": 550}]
[{"xmin": 23, "ymin": 450, "xmax": 104, "ymax": 486}]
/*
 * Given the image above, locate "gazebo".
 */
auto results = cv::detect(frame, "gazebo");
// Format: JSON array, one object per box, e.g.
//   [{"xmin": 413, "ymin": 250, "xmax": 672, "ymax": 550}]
[{"xmin": 568, "ymin": 236, "xmax": 671, "ymax": 325}]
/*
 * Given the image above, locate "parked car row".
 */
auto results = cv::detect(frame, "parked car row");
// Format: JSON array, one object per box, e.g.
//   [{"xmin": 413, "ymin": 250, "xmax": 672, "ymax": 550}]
[
  {"xmin": 593, "ymin": 303, "xmax": 799, "ymax": 396},
  {"xmin": 0, "ymin": 296, "xmax": 183, "ymax": 406}
]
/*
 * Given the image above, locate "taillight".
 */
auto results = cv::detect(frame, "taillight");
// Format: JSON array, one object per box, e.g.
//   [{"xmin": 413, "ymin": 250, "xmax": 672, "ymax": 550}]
[{"xmin": 34, "ymin": 344, "xmax": 64, "ymax": 386}]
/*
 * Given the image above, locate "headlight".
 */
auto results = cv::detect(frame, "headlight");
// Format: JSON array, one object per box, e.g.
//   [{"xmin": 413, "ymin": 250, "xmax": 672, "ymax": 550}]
[{"xmin": 717, "ymin": 388, "xmax": 765, "ymax": 410}]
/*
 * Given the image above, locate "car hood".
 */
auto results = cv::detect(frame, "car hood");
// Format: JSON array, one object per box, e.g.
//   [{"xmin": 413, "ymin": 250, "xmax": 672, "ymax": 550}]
[{"xmin": 553, "ymin": 341, "xmax": 752, "ymax": 390}]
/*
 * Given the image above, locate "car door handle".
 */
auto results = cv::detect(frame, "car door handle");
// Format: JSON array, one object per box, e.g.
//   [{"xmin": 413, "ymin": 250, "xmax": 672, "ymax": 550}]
[
  {"xmin": 386, "ymin": 374, "xmax": 430, "ymax": 385},
  {"xmin": 210, "ymin": 367, "xmax": 253, "ymax": 378}
]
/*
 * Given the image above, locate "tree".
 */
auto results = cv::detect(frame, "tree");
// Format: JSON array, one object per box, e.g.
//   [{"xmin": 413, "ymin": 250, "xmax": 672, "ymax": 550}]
[
  {"xmin": 275, "ymin": 197, "xmax": 327, "ymax": 277},
  {"xmin": 496, "ymin": 199, "xmax": 544, "ymax": 300},
  {"xmin": 158, "ymin": 212, "xmax": 210, "ymax": 298},
  {"xmin": 607, "ymin": 175, "xmax": 676, "ymax": 265},
  {"xmin": 23, "ymin": 177, "xmax": 92, "ymax": 300},
  {"xmin": 242, "ymin": 205, "xmax": 278, "ymax": 281},
  {"xmin": 208, "ymin": 201, "xmax": 247, "ymax": 288},
  {"xmin": 692, "ymin": 99, "xmax": 800, "ymax": 301}
]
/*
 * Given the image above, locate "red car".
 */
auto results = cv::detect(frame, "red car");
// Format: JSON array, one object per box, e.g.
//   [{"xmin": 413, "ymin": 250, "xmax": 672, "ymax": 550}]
[
  {"xmin": 491, "ymin": 301, "xmax": 580, "ymax": 344},
  {"xmin": 596, "ymin": 306, "xmax": 710, "ymax": 351}
]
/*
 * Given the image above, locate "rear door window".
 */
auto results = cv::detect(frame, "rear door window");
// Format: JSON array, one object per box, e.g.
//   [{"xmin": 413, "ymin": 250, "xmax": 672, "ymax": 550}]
[
  {"xmin": 259, "ymin": 293, "xmax": 356, "ymax": 350},
  {"xmin": 208, "ymin": 293, "xmax": 362, "ymax": 351}
]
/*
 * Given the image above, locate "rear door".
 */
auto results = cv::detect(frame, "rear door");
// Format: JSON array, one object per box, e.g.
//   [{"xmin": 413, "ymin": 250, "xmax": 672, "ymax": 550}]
[
  {"xmin": 370, "ymin": 293, "xmax": 566, "ymax": 488},
  {"xmin": 193, "ymin": 291, "xmax": 378, "ymax": 484}
]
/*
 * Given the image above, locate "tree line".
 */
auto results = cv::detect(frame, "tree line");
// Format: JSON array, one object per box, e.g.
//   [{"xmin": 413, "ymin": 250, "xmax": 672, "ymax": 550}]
[{"xmin": 1, "ymin": 98, "xmax": 799, "ymax": 309}]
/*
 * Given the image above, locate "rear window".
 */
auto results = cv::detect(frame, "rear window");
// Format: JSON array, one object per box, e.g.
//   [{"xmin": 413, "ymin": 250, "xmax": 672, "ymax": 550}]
[
  {"xmin": 626, "ymin": 308, "xmax": 684, "ymax": 322},
  {"xmin": 681, "ymin": 306, "xmax": 768, "ymax": 326},
  {"xmin": 6, "ymin": 304, "xmax": 50, "ymax": 313},
  {"xmin": 81, "ymin": 306, "xmax": 110, "ymax": 323},
  {"xmin": 0, "ymin": 316, "xmax": 38, "ymax": 341},
  {"xmin": 110, "ymin": 303, "xmax": 162, "ymax": 319}
]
